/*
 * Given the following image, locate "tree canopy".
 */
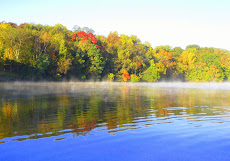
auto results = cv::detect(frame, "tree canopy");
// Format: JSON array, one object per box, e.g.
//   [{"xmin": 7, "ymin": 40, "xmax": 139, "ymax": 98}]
[{"xmin": 0, "ymin": 22, "xmax": 230, "ymax": 82}]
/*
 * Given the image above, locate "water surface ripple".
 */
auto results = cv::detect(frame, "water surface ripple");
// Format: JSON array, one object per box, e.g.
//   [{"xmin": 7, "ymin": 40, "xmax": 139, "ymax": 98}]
[{"xmin": 0, "ymin": 82, "xmax": 230, "ymax": 161}]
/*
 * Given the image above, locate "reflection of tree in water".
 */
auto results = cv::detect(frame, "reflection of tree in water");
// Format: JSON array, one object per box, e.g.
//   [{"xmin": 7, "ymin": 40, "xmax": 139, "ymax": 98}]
[
  {"xmin": 0, "ymin": 101, "xmax": 19, "ymax": 139},
  {"xmin": 0, "ymin": 85, "xmax": 230, "ymax": 142},
  {"xmin": 145, "ymin": 88, "xmax": 230, "ymax": 117},
  {"xmin": 70, "ymin": 120, "xmax": 96, "ymax": 137}
]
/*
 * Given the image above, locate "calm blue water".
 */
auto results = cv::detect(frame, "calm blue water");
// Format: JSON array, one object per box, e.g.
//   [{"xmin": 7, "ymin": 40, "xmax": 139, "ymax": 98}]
[{"xmin": 0, "ymin": 82, "xmax": 230, "ymax": 161}]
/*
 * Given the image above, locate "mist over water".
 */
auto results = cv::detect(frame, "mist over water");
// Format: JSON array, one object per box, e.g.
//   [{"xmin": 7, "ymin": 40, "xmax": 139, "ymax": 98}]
[{"xmin": 0, "ymin": 82, "xmax": 230, "ymax": 161}]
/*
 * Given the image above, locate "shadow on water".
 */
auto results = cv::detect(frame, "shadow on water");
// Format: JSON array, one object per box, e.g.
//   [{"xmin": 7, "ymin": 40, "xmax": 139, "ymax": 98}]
[{"xmin": 0, "ymin": 82, "xmax": 230, "ymax": 143}]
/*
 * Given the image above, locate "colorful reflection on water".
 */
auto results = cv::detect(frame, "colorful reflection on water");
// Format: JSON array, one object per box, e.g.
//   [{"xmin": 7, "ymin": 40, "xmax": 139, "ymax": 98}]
[{"xmin": 0, "ymin": 82, "xmax": 230, "ymax": 161}]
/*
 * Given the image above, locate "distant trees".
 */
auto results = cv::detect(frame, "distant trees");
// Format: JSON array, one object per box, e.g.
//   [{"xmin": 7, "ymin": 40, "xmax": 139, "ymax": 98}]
[{"xmin": 0, "ymin": 21, "xmax": 230, "ymax": 82}]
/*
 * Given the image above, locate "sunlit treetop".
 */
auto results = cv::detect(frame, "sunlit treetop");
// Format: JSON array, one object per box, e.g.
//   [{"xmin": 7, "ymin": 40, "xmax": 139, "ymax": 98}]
[{"xmin": 72, "ymin": 31, "xmax": 97, "ymax": 44}]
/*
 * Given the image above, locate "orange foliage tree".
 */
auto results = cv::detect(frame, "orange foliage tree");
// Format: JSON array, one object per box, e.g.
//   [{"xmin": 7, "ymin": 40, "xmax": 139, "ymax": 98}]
[
  {"xmin": 120, "ymin": 69, "xmax": 131, "ymax": 82},
  {"xmin": 153, "ymin": 49, "xmax": 176, "ymax": 79}
]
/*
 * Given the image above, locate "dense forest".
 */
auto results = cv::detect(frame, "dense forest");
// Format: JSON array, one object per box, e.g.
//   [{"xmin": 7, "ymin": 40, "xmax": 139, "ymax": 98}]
[{"xmin": 0, "ymin": 22, "xmax": 230, "ymax": 82}]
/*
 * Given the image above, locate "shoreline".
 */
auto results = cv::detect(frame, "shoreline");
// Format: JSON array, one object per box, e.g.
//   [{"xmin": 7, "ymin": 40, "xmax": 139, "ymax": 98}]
[{"xmin": 1, "ymin": 81, "xmax": 230, "ymax": 90}]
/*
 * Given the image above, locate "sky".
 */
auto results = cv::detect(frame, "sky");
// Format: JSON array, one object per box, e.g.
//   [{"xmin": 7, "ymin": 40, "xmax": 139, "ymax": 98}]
[{"xmin": 1, "ymin": 0, "xmax": 230, "ymax": 50}]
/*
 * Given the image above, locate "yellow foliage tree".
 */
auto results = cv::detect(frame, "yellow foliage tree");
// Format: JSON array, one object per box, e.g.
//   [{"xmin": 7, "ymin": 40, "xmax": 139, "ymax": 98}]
[{"xmin": 177, "ymin": 50, "xmax": 196, "ymax": 79}]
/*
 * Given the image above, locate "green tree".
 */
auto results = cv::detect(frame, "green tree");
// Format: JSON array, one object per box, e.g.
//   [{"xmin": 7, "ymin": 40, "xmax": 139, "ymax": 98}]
[
  {"xmin": 36, "ymin": 54, "xmax": 50, "ymax": 76},
  {"xmin": 142, "ymin": 60, "xmax": 160, "ymax": 82},
  {"xmin": 87, "ymin": 45, "xmax": 105, "ymax": 79}
]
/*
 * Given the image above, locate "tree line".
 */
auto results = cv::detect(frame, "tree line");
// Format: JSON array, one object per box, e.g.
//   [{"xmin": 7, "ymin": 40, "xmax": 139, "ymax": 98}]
[{"xmin": 0, "ymin": 22, "xmax": 230, "ymax": 82}]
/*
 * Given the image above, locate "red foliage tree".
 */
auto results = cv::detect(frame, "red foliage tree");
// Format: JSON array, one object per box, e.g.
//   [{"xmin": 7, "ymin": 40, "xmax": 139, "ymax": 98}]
[{"xmin": 72, "ymin": 31, "xmax": 98, "ymax": 44}]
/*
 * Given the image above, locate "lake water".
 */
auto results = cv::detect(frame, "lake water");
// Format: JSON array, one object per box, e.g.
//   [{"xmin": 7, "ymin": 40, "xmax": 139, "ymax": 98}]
[{"xmin": 1, "ymin": 82, "xmax": 230, "ymax": 161}]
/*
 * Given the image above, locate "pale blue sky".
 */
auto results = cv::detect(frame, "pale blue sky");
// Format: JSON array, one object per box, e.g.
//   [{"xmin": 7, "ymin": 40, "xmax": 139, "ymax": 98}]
[{"xmin": 1, "ymin": 0, "xmax": 230, "ymax": 50}]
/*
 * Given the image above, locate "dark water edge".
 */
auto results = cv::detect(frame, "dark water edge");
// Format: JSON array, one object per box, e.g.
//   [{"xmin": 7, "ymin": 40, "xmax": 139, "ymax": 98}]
[{"xmin": 0, "ymin": 82, "xmax": 230, "ymax": 161}]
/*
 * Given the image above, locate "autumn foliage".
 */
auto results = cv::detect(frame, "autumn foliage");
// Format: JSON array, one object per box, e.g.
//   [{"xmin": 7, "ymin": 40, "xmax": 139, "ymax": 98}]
[
  {"xmin": 120, "ymin": 69, "xmax": 131, "ymax": 82},
  {"xmin": 72, "ymin": 31, "xmax": 97, "ymax": 44},
  {"xmin": 0, "ymin": 21, "xmax": 230, "ymax": 82}
]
